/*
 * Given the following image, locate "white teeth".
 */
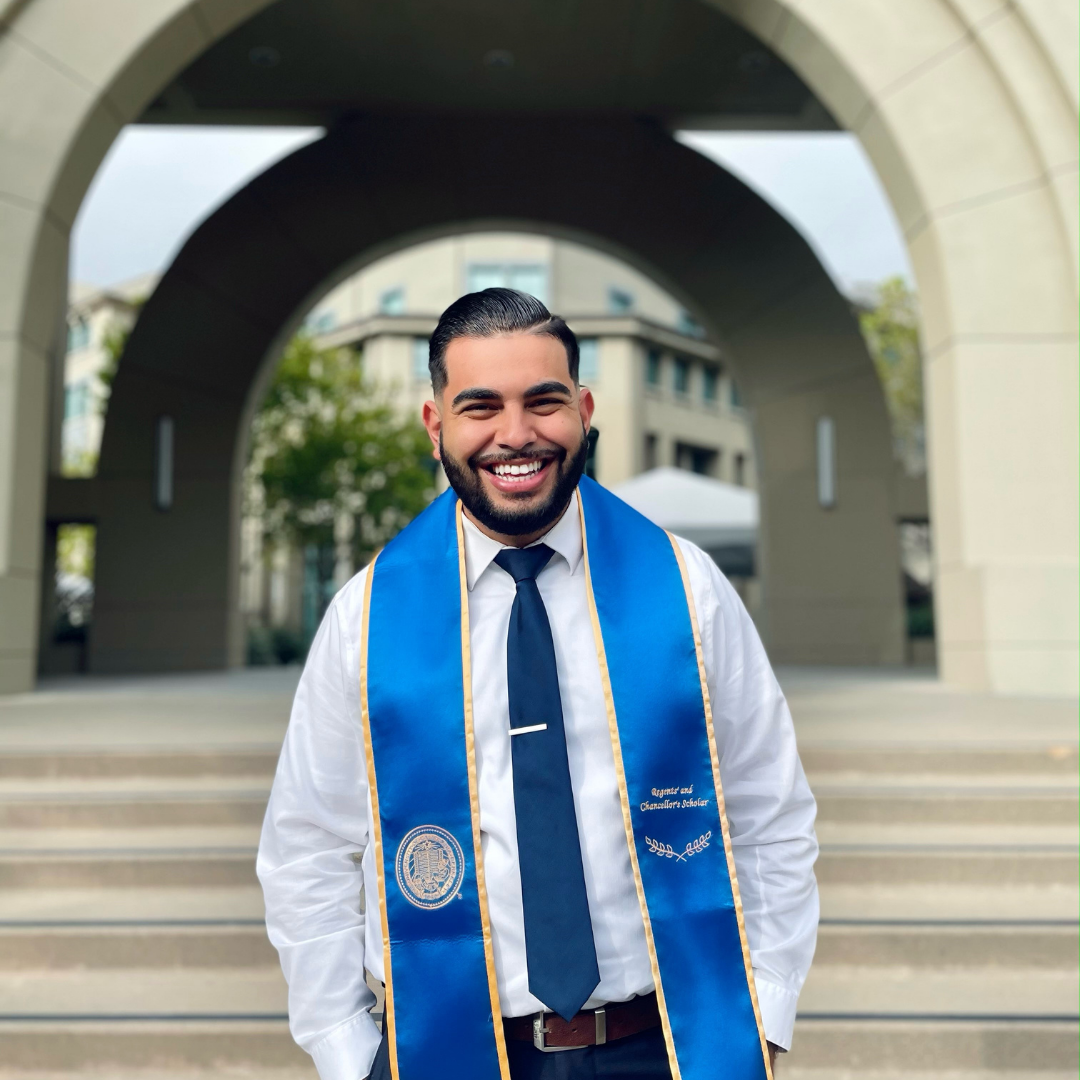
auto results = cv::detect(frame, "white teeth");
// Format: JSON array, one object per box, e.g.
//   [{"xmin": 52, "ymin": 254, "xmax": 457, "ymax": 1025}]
[{"xmin": 492, "ymin": 460, "xmax": 544, "ymax": 479}]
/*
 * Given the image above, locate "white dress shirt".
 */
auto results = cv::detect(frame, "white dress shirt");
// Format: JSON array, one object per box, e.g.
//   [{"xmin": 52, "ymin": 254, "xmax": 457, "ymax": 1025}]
[{"xmin": 258, "ymin": 491, "xmax": 818, "ymax": 1080}]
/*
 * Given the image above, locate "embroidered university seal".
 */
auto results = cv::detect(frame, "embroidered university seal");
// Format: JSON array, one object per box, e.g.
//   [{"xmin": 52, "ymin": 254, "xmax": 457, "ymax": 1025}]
[{"xmin": 395, "ymin": 825, "xmax": 464, "ymax": 909}]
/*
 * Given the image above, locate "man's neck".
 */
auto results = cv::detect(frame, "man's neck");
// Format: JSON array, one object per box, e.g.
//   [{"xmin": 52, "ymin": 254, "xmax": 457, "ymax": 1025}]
[{"xmin": 462, "ymin": 496, "xmax": 574, "ymax": 548}]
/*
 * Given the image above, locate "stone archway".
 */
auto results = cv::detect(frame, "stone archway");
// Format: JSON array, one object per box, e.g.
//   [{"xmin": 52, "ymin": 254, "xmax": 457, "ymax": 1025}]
[
  {"xmin": 1, "ymin": 0, "xmax": 1074, "ymax": 693},
  {"xmin": 88, "ymin": 116, "xmax": 904, "ymax": 673}
]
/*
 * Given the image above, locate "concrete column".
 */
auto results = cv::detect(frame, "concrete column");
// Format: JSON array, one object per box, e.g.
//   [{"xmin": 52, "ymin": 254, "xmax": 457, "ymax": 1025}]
[
  {"xmin": 0, "ymin": 0, "xmax": 275, "ymax": 692},
  {"xmin": 715, "ymin": 0, "xmax": 1078, "ymax": 690}
]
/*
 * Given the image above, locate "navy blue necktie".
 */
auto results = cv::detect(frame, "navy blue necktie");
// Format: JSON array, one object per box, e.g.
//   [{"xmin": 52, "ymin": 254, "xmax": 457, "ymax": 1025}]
[{"xmin": 494, "ymin": 544, "xmax": 600, "ymax": 1021}]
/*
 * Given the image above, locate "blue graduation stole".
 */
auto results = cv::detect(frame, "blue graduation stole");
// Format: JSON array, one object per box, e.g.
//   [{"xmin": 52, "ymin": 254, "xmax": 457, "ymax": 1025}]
[{"xmin": 360, "ymin": 476, "xmax": 772, "ymax": 1080}]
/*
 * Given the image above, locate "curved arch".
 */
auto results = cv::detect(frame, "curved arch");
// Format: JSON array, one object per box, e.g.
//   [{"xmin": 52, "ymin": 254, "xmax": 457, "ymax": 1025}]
[{"xmin": 91, "ymin": 116, "xmax": 904, "ymax": 672}]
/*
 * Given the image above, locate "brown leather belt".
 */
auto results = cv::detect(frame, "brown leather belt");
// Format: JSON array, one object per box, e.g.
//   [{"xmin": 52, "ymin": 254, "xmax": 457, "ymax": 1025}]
[{"xmin": 504, "ymin": 992, "xmax": 660, "ymax": 1051}]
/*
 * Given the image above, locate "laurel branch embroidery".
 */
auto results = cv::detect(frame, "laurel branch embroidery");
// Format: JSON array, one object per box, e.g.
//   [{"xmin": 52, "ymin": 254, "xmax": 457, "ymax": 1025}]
[{"xmin": 644, "ymin": 830, "xmax": 712, "ymax": 862}]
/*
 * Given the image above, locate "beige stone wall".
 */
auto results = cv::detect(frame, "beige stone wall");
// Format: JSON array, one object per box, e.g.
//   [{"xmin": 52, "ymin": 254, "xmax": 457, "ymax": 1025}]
[
  {"xmin": 309, "ymin": 232, "xmax": 690, "ymax": 330},
  {"xmin": 587, "ymin": 337, "xmax": 641, "ymax": 487},
  {"xmin": 552, "ymin": 242, "xmax": 686, "ymax": 325}
]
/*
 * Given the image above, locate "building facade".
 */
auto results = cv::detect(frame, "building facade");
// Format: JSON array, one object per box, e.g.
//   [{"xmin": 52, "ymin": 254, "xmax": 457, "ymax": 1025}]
[{"xmin": 307, "ymin": 232, "xmax": 755, "ymax": 490}]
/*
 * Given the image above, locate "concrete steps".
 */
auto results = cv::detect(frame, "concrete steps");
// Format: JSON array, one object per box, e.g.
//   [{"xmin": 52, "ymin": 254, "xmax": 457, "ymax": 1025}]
[
  {"xmin": 782, "ymin": 1020, "xmax": 1079, "ymax": 1073},
  {"xmin": 0, "ymin": 749, "xmax": 301, "ymax": 1072},
  {"xmin": 0, "ymin": 797, "xmax": 267, "ymax": 828},
  {"xmin": 785, "ymin": 743, "xmax": 1079, "ymax": 1075},
  {"xmin": 0, "ymin": 1021, "xmax": 311, "ymax": 1070},
  {"xmin": 0, "ymin": 924, "xmax": 278, "ymax": 968},
  {"xmin": 0, "ymin": 736, "xmax": 1074, "ymax": 1075}
]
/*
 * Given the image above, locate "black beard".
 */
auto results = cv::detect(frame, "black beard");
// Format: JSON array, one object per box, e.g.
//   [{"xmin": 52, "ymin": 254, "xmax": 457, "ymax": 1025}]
[{"xmin": 440, "ymin": 433, "xmax": 588, "ymax": 537}]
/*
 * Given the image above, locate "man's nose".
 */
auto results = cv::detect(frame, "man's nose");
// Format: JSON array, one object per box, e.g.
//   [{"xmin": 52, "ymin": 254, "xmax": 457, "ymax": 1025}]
[{"xmin": 495, "ymin": 404, "xmax": 537, "ymax": 450}]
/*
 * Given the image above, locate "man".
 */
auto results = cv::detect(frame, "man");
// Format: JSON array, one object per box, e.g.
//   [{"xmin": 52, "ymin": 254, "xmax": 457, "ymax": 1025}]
[{"xmin": 258, "ymin": 289, "xmax": 818, "ymax": 1080}]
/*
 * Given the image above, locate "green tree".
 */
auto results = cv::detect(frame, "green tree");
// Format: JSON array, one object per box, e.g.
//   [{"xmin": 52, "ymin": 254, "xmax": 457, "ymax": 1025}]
[
  {"xmin": 248, "ymin": 334, "xmax": 436, "ymax": 567},
  {"xmin": 57, "ymin": 523, "xmax": 94, "ymax": 579},
  {"xmin": 858, "ymin": 276, "xmax": 925, "ymax": 476}
]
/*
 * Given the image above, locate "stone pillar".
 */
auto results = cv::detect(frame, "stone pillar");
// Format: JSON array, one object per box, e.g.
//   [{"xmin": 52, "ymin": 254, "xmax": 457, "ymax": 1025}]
[{"xmin": 721, "ymin": 0, "xmax": 1079, "ymax": 690}]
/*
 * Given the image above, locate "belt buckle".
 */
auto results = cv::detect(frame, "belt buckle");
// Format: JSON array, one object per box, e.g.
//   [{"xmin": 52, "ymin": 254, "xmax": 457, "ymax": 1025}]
[{"xmin": 532, "ymin": 1007, "xmax": 606, "ymax": 1053}]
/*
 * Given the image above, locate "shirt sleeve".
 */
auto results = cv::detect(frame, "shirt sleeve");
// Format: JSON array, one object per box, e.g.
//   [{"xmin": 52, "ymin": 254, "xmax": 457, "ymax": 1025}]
[
  {"xmin": 256, "ymin": 581, "xmax": 384, "ymax": 1080},
  {"xmin": 674, "ymin": 539, "xmax": 819, "ymax": 1052}
]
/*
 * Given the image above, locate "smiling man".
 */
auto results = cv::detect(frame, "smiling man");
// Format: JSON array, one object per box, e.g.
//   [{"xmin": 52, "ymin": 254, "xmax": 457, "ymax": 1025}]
[{"xmin": 258, "ymin": 289, "xmax": 818, "ymax": 1080}]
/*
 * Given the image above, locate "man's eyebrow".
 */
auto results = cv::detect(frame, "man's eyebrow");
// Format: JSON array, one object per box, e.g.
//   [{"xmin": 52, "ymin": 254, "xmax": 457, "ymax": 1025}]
[
  {"xmin": 451, "ymin": 387, "xmax": 503, "ymax": 408},
  {"xmin": 524, "ymin": 380, "xmax": 572, "ymax": 397}
]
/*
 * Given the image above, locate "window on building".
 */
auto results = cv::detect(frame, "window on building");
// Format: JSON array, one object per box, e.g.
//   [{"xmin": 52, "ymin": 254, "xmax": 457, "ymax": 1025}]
[
  {"xmin": 677, "ymin": 310, "xmax": 705, "ymax": 338},
  {"xmin": 466, "ymin": 265, "xmax": 504, "ymax": 293},
  {"xmin": 675, "ymin": 442, "xmax": 719, "ymax": 477},
  {"xmin": 730, "ymin": 379, "xmax": 742, "ymax": 408},
  {"xmin": 643, "ymin": 433, "xmax": 658, "ymax": 471},
  {"xmin": 645, "ymin": 349, "xmax": 662, "ymax": 387},
  {"xmin": 508, "ymin": 265, "xmax": 548, "ymax": 302},
  {"xmin": 673, "ymin": 356, "xmax": 691, "ymax": 396},
  {"xmin": 306, "ymin": 309, "xmax": 336, "ymax": 334},
  {"xmin": 64, "ymin": 380, "xmax": 91, "ymax": 420},
  {"xmin": 412, "ymin": 337, "xmax": 430, "ymax": 382},
  {"xmin": 379, "ymin": 287, "xmax": 406, "ymax": 315},
  {"xmin": 607, "ymin": 287, "xmax": 633, "ymax": 315},
  {"xmin": 67, "ymin": 318, "xmax": 90, "ymax": 352},
  {"xmin": 702, "ymin": 366, "xmax": 719, "ymax": 403},
  {"xmin": 578, "ymin": 338, "xmax": 599, "ymax": 382},
  {"xmin": 465, "ymin": 263, "xmax": 549, "ymax": 304},
  {"xmin": 734, "ymin": 452, "xmax": 747, "ymax": 487}
]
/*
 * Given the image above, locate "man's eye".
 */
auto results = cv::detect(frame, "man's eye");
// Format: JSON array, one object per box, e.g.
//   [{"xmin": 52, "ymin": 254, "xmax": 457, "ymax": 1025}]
[
  {"xmin": 529, "ymin": 399, "xmax": 564, "ymax": 410},
  {"xmin": 462, "ymin": 403, "xmax": 498, "ymax": 414}
]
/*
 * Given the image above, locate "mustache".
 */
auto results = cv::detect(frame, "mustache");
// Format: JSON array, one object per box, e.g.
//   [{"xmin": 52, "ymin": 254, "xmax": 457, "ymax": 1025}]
[{"xmin": 470, "ymin": 448, "xmax": 563, "ymax": 468}]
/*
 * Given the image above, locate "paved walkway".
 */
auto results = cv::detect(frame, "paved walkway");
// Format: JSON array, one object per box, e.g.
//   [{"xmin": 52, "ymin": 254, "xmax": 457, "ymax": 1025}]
[{"xmin": 2, "ymin": 665, "xmax": 1074, "ymax": 749}]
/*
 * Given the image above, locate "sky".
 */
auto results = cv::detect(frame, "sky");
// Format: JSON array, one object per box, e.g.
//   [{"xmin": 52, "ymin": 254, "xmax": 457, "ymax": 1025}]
[{"xmin": 71, "ymin": 126, "xmax": 911, "ymax": 298}]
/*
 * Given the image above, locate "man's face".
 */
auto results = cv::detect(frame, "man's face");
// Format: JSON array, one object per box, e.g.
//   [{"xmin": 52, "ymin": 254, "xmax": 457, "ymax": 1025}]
[{"xmin": 421, "ymin": 332, "xmax": 594, "ymax": 542}]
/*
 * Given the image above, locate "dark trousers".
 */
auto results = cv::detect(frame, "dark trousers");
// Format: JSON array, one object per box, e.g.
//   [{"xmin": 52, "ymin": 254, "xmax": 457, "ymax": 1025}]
[{"xmin": 369, "ymin": 1027, "xmax": 673, "ymax": 1080}]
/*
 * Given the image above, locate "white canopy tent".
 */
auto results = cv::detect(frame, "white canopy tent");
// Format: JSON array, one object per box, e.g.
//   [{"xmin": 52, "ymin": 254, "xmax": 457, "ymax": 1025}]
[{"xmin": 610, "ymin": 467, "xmax": 758, "ymax": 576}]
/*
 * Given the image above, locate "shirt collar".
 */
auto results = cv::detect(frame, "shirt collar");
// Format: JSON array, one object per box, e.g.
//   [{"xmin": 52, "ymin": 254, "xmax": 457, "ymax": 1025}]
[{"xmin": 461, "ymin": 489, "xmax": 583, "ymax": 591}]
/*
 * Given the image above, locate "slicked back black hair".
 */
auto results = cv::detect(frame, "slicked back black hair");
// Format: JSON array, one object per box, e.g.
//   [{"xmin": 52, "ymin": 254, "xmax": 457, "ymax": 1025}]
[{"xmin": 428, "ymin": 287, "xmax": 579, "ymax": 394}]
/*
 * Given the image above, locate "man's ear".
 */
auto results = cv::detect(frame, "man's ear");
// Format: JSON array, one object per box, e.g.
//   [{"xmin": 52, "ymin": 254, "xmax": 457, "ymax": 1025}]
[
  {"xmin": 578, "ymin": 385, "xmax": 595, "ymax": 433},
  {"xmin": 421, "ymin": 399, "xmax": 443, "ymax": 460}
]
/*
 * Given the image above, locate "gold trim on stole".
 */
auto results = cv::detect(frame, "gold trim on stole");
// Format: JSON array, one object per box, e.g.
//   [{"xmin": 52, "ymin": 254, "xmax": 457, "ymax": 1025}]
[
  {"xmin": 667, "ymin": 534, "xmax": 775, "ymax": 1080},
  {"xmin": 358, "ymin": 554, "xmax": 399, "ymax": 1079},
  {"xmin": 577, "ymin": 500, "xmax": 683, "ymax": 1080},
  {"xmin": 456, "ymin": 501, "xmax": 512, "ymax": 1080}
]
